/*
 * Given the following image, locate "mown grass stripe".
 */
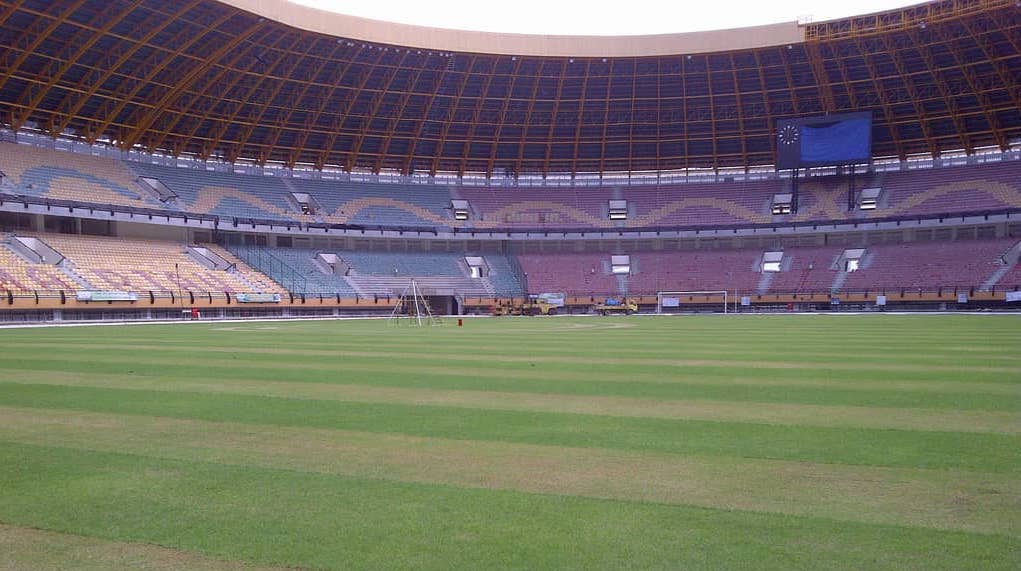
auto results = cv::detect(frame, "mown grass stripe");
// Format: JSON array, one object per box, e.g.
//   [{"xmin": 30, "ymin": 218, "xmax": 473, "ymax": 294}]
[
  {"xmin": 1, "ymin": 442, "xmax": 1017, "ymax": 571},
  {"xmin": 4, "ymin": 340, "xmax": 1018, "ymax": 374},
  {"xmin": 0, "ymin": 407, "xmax": 1016, "ymax": 535},
  {"xmin": 7, "ymin": 352, "xmax": 1019, "ymax": 391},
  {"xmin": 2, "ymin": 356, "xmax": 1017, "ymax": 412},
  {"xmin": 5, "ymin": 338, "xmax": 1021, "ymax": 368},
  {"xmin": 4, "ymin": 370, "xmax": 1017, "ymax": 434},
  {"xmin": 0, "ymin": 524, "xmax": 294, "ymax": 571},
  {"xmin": 0, "ymin": 383, "xmax": 1016, "ymax": 473}
]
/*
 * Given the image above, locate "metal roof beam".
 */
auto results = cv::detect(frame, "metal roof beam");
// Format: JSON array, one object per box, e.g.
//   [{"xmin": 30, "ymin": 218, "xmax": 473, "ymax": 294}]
[{"xmin": 120, "ymin": 17, "xmax": 267, "ymax": 150}]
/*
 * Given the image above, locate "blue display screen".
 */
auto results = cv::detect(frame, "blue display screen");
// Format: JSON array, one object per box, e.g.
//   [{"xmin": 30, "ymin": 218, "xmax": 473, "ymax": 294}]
[
  {"xmin": 799, "ymin": 116, "xmax": 872, "ymax": 166},
  {"xmin": 775, "ymin": 112, "xmax": 872, "ymax": 169}
]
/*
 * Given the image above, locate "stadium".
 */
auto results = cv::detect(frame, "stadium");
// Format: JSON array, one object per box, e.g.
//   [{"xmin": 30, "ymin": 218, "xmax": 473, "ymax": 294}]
[{"xmin": 0, "ymin": 0, "xmax": 1019, "ymax": 568}]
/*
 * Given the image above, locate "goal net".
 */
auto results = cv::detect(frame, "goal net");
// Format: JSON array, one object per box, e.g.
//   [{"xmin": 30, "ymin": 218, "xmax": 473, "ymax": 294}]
[{"xmin": 656, "ymin": 290, "xmax": 729, "ymax": 314}]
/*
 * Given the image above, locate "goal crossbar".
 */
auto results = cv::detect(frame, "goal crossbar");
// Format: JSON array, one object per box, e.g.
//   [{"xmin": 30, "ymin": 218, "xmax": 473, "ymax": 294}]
[{"xmin": 656, "ymin": 290, "xmax": 730, "ymax": 314}]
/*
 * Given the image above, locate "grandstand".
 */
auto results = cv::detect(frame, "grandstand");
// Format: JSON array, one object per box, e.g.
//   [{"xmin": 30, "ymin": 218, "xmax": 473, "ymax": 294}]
[
  {"xmin": 2, "ymin": 233, "xmax": 279, "ymax": 294},
  {"xmin": 0, "ymin": 143, "xmax": 160, "ymax": 208},
  {"xmin": 0, "ymin": 0, "xmax": 1017, "ymax": 320}
]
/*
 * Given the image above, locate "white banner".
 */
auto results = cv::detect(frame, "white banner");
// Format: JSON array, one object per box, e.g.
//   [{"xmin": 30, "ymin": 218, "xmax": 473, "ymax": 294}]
[
  {"xmin": 957, "ymin": 293, "xmax": 968, "ymax": 304},
  {"xmin": 1006, "ymin": 291, "xmax": 1021, "ymax": 302},
  {"xmin": 740, "ymin": 296, "xmax": 751, "ymax": 307},
  {"xmin": 76, "ymin": 291, "xmax": 138, "ymax": 302},
  {"xmin": 236, "ymin": 293, "xmax": 281, "ymax": 303},
  {"xmin": 661, "ymin": 297, "xmax": 680, "ymax": 308},
  {"xmin": 876, "ymin": 295, "xmax": 886, "ymax": 306}
]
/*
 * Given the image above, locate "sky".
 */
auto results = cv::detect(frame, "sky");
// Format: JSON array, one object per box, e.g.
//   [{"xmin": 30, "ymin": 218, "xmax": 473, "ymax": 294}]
[{"xmin": 286, "ymin": 0, "xmax": 923, "ymax": 36}]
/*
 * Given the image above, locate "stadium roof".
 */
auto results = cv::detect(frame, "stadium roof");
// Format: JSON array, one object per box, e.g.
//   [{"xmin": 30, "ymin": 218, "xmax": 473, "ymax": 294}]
[{"xmin": 0, "ymin": 0, "xmax": 1018, "ymax": 175}]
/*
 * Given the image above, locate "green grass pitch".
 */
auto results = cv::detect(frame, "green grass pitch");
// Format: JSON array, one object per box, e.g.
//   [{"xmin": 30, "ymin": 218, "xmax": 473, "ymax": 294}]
[{"xmin": 0, "ymin": 314, "xmax": 1018, "ymax": 570}]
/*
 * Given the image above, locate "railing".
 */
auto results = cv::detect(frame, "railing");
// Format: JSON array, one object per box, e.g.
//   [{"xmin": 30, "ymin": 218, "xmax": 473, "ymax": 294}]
[
  {"xmin": 2, "ymin": 282, "xmax": 1019, "ymax": 313},
  {"xmin": 503, "ymin": 243, "xmax": 529, "ymax": 293},
  {"xmin": 218, "ymin": 241, "xmax": 308, "ymax": 295},
  {"xmin": 514, "ymin": 284, "xmax": 1021, "ymax": 299},
  {"xmin": 451, "ymin": 207, "xmax": 1021, "ymax": 237},
  {"xmin": 3, "ymin": 192, "xmax": 1018, "ymax": 241}
]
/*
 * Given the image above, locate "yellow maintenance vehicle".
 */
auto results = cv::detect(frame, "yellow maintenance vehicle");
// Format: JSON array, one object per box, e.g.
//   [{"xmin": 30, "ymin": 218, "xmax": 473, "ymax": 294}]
[
  {"xmin": 491, "ymin": 293, "xmax": 564, "ymax": 316},
  {"xmin": 592, "ymin": 297, "xmax": 639, "ymax": 315}
]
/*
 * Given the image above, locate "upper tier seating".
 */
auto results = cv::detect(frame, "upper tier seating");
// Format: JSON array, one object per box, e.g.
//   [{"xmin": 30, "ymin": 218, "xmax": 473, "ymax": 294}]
[
  {"xmin": 128, "ymin": 162, "xmax": 298, "ymax": 221},
  {"xmin": 2, "ymin": 145, "xmax": 1018, "ymax": 230},
  {"xmin": 627, "ymin": 180, "xmax": 780, "ymax": 227},
  {"xmin": 881, "ymin": 160, "xmax": 1021, "ymax": 218},
  {"xmin": 127, "ymin": 161, "xmax": 454, "ymax": 227},
  {"xmin": 449, "ymin": 163, "xmax": 1021, "ymax": 230},
  {"xmin": 289, "ymin": 179, "xmax": 453, "ymax": 227},
  {"xmin": 0, "ymin": 144, "xmax": 163, "ymax": 209},
  {"xmin": 458, "ymin": 186, "xmax": 613, "ymax": 229},
  {"xmin": 461, "ymin": 175, "xmax": 912, "ymax": 230}
]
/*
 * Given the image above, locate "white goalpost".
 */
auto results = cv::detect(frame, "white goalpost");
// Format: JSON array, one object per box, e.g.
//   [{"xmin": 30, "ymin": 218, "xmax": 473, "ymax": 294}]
[{"xmin": 656, "ymin": 290, "xmax": 730, "ymax": 314}]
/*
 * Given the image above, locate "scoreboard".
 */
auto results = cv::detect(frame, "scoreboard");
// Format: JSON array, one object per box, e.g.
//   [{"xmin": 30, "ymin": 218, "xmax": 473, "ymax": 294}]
[{"xmin": 775, "ymin": 112, "xmax": 872, "ymax": 170}]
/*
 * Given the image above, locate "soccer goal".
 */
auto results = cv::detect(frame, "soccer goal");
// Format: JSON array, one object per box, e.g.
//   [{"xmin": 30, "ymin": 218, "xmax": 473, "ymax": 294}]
[{"xmin": 656, "ymin": 290, "xmax": 729, "ymax": 314}]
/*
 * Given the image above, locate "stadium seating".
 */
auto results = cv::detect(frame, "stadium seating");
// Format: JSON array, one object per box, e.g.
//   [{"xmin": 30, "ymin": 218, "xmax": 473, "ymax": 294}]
[
  {"xmin": 128, "ymin": 162, "xmax": 297, "ymax": 221},
  {"xmin": 35, "ymin": 234, "xmax": 276, "ymax": 293},
  {"xmin": 458, "ymin": 186, "xmax": 613, "ymax": 229},
  {"xmin": 767, "ymin": 247, "xmax": 844, "ymax": 294},
  {"xmin": 514, "ymin": 240, "xmax": 1018, "ymax": 298},
  {"xmin": 840, "ymin": 238, "xmax": 1015, "ymax": 292},
  {"xmin": 223, "ymin": 247, "xmax": 520, "ymax": 297},
  {"xmin": 291, "ymin": 179, "xmax": 453, "ymax": 227},
  {"xmin": 881, "ymin": 161, "xmax": 1021, "ymax": 217},
  {"xmin": 478, "ymin": 254, "xmax": 526, "ymax": 297},
  {"xmin": 627, "ymin": 180, "xmax": 778, "ymax": 227},
  {"xmin": 0, "ymin": 240, "xmax": 79, "ymax": 292},
  {"xmin": 339, "ymin": 250, "xmax": 490, "ymax": 296},
  {"xmin": 997, "ymin": 262, "xmax": 1021, "ymax": 291},
  {"xmin": 517, "ymin": 252, "xmax": 622, "ymax": 295},
  {"xmin": 228, "ymin": 245, "xmax": 359, "ymax": 297},
  {"xmin": 0, "ymin": 144, "xmax": 162, "ymax": 209},
  {"xmin": 626, "ymin": 250, "xmax": 763, "ymax": 295},
  {"xmin": 3, "ymin": 145, "xmax": 1020, "ymax": 232}
]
